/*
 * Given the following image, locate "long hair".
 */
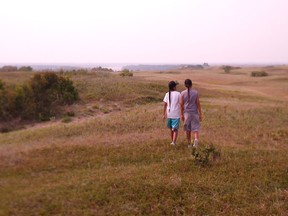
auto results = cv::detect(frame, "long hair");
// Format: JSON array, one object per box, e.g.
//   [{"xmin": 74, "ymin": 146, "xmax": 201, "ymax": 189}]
[
  {"xmin": 184, "ymin": 79, "xmax": 192, "ymax": 101},
  {"xmin": 168, "ymin": 81, "xmax": 177, "ymax": 112}
]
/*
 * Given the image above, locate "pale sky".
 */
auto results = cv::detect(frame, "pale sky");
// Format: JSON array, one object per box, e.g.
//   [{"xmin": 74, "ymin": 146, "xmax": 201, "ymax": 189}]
[{"xmin": 0, "ymin": 0, "xmax": 287, "ymax": 64}]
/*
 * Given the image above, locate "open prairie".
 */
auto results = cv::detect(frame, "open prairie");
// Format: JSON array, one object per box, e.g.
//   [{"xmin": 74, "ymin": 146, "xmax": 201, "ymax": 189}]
[{"xmin": 0, "ymin": 66, "xmax": 287, "ymax": 215}]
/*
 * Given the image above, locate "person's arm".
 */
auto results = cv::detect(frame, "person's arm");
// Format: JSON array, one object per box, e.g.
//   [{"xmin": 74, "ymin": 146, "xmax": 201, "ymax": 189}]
[
  {"xmin": 163, "ymin": 102, "xmax": 167, "ymax": 121},
  {"xmin": 180, "ymin": 94, "xmax": 185, "ymax": 122},
  {"xmin": 196, "ymin": 95, "xmax": 202, "ymax": 121}
]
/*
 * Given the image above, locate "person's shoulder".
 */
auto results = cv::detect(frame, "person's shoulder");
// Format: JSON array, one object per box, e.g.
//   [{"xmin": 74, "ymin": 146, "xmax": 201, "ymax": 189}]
[
  {"xmin": 192, "ymin": 89, "xmax": 198, "ymax": 94},
  {"xmin": 180, "ymin": 89, "xmax": 187, "ymax": 95},
  {"xmin": 163, "ymin": 92, "xmax": 169, "ymax": 98},
  {"xmin": 174, "ymin": 91, "xmax": 181, "ymax": 96},
  {"xmin": 171, "ymin": 91, "xmax": 180, "ymax": 94}
]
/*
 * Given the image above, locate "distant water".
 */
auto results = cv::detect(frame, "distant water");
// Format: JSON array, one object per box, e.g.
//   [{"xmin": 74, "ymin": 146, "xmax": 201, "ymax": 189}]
[{"xmin": 0, "ymin": 63, "xmax": 128, "ymax": 71}]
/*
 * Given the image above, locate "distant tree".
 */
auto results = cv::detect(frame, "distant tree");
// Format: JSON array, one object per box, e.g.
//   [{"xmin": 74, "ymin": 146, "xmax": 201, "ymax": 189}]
[
  {"xmin": 203, "ymin": 63, "xmax": 210, "ymax": 67},
  {"xmin": 18, "ymin": 66, "xmax": 33, "ymax": 71},
  {"xmin": 222, "ymin": 65, "xmax": 233, "ymax": 73},
  {"xmin": 0, "ymin": 65, "xmax": 18, "ymax": 72},
  {"xmin": 251, "ymin": 71, "xmax": 268, "ymax": 77},
  {"xmin": 119, "ymin": 69, "xmax": 133, "ymax": 77},
  {"xmin": 91, "ymin": 67, "xmax": 113, "ymax": 72}
]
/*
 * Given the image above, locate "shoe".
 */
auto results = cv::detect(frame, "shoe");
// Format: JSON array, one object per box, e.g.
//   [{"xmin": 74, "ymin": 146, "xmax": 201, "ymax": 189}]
[
  {"xmin": 170, "ymin": 142, "xmax": 176, "ymax": 146},
  {"xmin": 193, "ymin": 139, "xmax": 199, "ymax": 148}
]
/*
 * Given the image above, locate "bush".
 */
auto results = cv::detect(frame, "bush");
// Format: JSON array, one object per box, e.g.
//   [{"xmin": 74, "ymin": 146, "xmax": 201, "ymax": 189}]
[
  {"xmin": 192, "ymin": 143, "xmax": 221, "ymax": 166},
  {"xmin": 0, "ymin": 82, "xmax": 25, "ymax": 120},
  {"xmin": 222, "ymin": 65, "xmax": 233, "ymax": 73},
  {"xmin": 221, "ymin": 65, "xmax": 241, "ymax": 73},
  {"xmin": 0, "ymin": 65, "xmax": 18, "ymax": 72},
  {"xmin": 27, "ymin": 72, "xmax": 79, "ymax": 120},
  {"xmin": 251, "ymin": 71, "xmax": 268, "ymax": 77},
  {"xmin": 18, "ymin": 66, "xmax": 33, "ymax": 71},
  {"xmin": 62, "ymin": 116, "xmax": 72, "ymax": 123},
  {"xmin": 119, "ymin": 69, "xmax": 133, "ymax": 77},
  {"xmin": 0, "ymin": 72, "xmax": 79, "ymax": 122}
]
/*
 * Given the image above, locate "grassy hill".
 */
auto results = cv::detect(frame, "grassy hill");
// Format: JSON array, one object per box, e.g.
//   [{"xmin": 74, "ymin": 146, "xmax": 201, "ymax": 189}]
[{"xmin": 0, "ymin": 67, "xmax": 287, "ymax": 215}]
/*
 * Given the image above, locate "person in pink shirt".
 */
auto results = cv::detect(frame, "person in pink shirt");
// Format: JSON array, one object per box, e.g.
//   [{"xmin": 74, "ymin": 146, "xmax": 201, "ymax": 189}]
[{"xmin": 180, "ymin": 79, "xmax": 202, "ymax": 148}]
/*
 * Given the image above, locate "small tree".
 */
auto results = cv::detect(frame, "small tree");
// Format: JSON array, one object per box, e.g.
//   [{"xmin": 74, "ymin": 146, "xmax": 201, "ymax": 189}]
[
  {"xmin": 251, "ymin": 71, "xmax": 268, "ymax": 77},
  {"xmin": 222, "ymin": 65, "xmax": 233, "ymax": 73},
  {"xmin": 0, "ymin": 65, "xmax": 18, "ymax": 72},
  {"xmin": 28, "ymin": 72, "xmax": 78, "ymax": 120},
  {"xmin": 18, "ymin": 66, "xmax": 33, "ymax": 71},
  {"xmin": 119, "ymin": 69, "xmax": 133, "ymax": 77}
]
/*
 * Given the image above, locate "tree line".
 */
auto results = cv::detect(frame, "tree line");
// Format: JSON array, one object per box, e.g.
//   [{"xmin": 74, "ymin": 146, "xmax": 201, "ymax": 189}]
[{"xmin": 0, "ymin": 65, "xmax": 33, "ymax": 72}]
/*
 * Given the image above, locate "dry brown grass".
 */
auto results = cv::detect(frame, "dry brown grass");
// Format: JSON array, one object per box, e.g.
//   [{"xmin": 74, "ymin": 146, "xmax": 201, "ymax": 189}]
[{"xmin": 0, "ymin": 67, "xmax": 288, "ymax": 215}]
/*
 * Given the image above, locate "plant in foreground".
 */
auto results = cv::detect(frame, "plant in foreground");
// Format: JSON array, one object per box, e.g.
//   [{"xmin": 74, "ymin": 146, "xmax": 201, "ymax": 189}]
[{"xmin": 192, "ymin": 143, "xmax": 221, "ymax": 166}]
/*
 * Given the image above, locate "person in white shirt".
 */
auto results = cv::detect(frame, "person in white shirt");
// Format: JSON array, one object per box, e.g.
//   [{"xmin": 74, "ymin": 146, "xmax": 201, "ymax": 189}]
[{"xmin": 163, "ymin": 81, "xmax": 181, "ymax": 146}]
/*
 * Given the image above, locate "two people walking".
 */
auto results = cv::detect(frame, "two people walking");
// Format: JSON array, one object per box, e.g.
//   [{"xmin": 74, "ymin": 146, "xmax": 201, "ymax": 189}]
[{"xmin": 163, "ymin": 79, "xmax": 202, "ymax": 147}]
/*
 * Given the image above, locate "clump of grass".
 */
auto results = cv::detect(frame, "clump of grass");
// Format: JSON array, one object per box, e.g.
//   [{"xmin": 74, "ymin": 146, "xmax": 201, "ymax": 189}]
[
  {"xmin": 192, "ymin": 143, "xmax": 221, "ymax": 166},
  {"xmin": 66, "ymin": 111, "xmax": 75, "ymax": 117},
  {"xmin": 251, "ymin": 71, "xmax": 268, "ymax": 77},
  {"xmin": 99, "ymin": 107, "xmax": 110, "ymax": 114},
  {"xmin": 119, "ymin": 70, "xmax": 133, "ymax": 77},
  {"xmin": 92, "ymin": 104, "xmax": 99, "ymax": 109},
  {"xmin": 0, "ymin": 127, "xmax": 10, "ymax": 133},
  {"xmin": 62, "ymin": 116, "xmax": 72, "ymax": 123}
]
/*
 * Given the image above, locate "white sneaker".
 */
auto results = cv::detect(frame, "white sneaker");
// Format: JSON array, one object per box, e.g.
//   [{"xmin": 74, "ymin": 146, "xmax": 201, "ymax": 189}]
[
  {"xmin": 193, "ymin": 139, "xmax": 199, "ymax": 148},
  {"xmin": 170, "ymin": 142, "xmax": 176, "ymax": 146}
]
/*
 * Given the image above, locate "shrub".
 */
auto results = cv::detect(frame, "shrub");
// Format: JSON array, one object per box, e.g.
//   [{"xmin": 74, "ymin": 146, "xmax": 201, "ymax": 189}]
[
  {"xmin": 192, "ymin": 143, "xmax": 221, "ymax": 166},
  {"xmin": 251, "ymin": 71, "xmax": 268, "ymax": 77},
  {"xmin": 0, "ymin": 65, "xmax": 18, "ymax": 72},
  {"xmin": 0, "ymin": 80, "xmax": 4, "ymax": 89},
  {"xmin": 0, "ymin": 82, "xmax": 25, "ymax": 120},
  {"xmin": 119, "ymin": 69, "xmax": 133, "ymax": 77},
  {"xmin": 27, "ymin": 72, "xmax": 79, "ymax": 120},
  {"xmin": 91, "ymin": 67, "xmax": 113, "ymax": 72},
  {"xmin": 0, "ymin": 73, "xmax": 79, "ymax": 122},
  {"xmin": 18, "ymin": 66, "xmax": 33, "ymax": 71},
  {"xmin": 221, "ymin": 65, "xmax": 241, "ymax": 73},
  {"xmin": 222, "ymin": 65, "xmax": 233, "ymax": 73},
  {"xmin": 62, "ymin": 116, "xmax": 72, "ymax": 123},
  {"xmin": 57, "ymin": 76, "xmax": 79, "ymax": 104}
]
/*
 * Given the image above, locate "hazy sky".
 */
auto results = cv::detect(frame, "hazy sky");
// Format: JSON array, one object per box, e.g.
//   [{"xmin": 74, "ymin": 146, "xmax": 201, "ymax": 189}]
[{"xmin": 0, "ymin": 0, "xmax": 287, "ymax": 64}]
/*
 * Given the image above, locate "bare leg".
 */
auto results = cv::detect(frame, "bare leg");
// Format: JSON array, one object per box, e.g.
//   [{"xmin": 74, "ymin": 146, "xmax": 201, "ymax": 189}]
[
  {"xmin": 170, "ymin": 129, "xmax": 173, "ymax": 141},
  {"xmin": 193, "ymin": 131, "xmax": 199, "ymax": 148},
  {"xmin": 194, "ymin": 131, "xmax": 199, "ymax": 140},
  {"xmin": 172, "ymin": 129, "xmax": 178, "ymax": 143},
  {"xmin": 186, "ymin": 131, "xmax": 191, "ymax": 145}
]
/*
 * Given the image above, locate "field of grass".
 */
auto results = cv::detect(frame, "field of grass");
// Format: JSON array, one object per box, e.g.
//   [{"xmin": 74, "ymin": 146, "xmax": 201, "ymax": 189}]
[{"xmin": 0, "ymin": 66, "xmax": 287, "ymax": 215}]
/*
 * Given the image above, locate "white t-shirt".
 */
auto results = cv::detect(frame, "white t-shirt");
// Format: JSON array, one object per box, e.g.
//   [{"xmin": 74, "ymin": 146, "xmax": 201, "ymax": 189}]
[{"xmin": 163, "ymin": 91, "xmax": 181, "ymax": 118}]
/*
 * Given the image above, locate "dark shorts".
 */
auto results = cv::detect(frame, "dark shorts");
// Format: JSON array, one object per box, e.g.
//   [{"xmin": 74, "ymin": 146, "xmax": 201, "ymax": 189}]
[{"xmin": 184, "ymin": 112, "xmax": 200, "ymax": 132}]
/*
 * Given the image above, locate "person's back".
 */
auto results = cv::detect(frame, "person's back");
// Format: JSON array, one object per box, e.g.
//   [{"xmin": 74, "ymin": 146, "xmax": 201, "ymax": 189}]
[
  {"xmin": 163, "ymin": 91, "xmax": 181, "ymax": 118},
  {"xmin": 163, "ymin": 81, "xmax": 181, "ymax": 146},
  {"xmin": 181, "ymin": 89, "xmax": 198, "ymax": 114},
  {"xmin": 180, "ymin": 79, "xmax": 202, "ymax": 148}
]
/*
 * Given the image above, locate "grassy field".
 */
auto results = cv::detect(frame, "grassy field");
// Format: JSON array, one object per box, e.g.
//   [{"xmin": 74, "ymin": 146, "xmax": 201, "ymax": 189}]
[{"xmin": 0, "ymin": 66, "xmax": 288, "ymax": 215}]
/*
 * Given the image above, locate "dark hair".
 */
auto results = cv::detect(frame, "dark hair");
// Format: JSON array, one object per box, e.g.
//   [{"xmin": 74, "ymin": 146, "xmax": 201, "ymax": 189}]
[
  {"xmin": 184, "ymin": 79, "xmax": 192, "ymax": 101},
  {"xmin": 168, "ymin": 81, "xmax": 177, "ymax": 112}
]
